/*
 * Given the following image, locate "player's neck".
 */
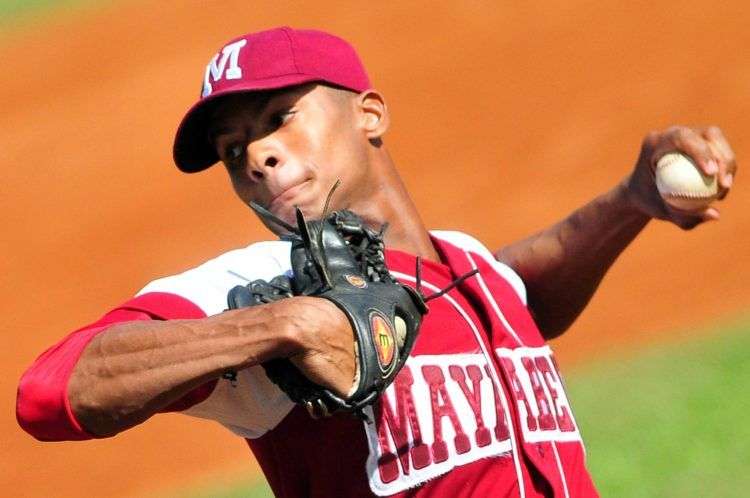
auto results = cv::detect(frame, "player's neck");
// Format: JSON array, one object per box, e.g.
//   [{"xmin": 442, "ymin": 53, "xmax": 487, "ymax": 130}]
[{"xmin": 347, "ymin": 157, "xmax": 439, "ymax": 263}]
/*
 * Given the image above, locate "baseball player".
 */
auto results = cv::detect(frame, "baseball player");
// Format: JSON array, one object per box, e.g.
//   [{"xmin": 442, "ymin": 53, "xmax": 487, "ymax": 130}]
[{"xmin": 17, "ymin": 27, "xmax": 736, "ymax": 497}]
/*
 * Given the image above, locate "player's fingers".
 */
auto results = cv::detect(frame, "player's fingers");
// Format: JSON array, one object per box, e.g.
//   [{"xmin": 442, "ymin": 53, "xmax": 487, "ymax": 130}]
[
  {"xmin": 702, "ymin": 139, "xmax": 730, "ymax": 197},
  {"xmin": 702, "ymin": 126, "xmax": 736, "ymax": 167},
  {"xmin": 656, "ymin": 126, "xmax": 718, "ymax": 176},
  {"xmin": 701, "ymin": 126, "xmax": 736, "ymax": 191},
  {"xmin": 717, "ymin": 174, "xmax": 732, "ymax": 201},
  {"xmin": 699, "ymin": 206, "xmax": 720, "ymax": 221},
  {"xmin": 666, "ymin": 205, "xmax": 719, "ymax": 230},
  {"xmin": 707, "ymin": 140, "xmax": 733, "ymax": 200}
]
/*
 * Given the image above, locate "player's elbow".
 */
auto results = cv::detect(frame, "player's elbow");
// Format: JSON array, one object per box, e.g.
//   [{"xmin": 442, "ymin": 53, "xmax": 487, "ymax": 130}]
[
  {"xmin": 16, "ymin": 372, "xmax": 52, "ymax": 441},
  {"xmin": 528, "ymin": 303, "xmax": 578, "ymax": 341},
  {"xmin": 16, "ymin": 369, "xmax": 91, "ymax": 442},
  {"xmin": 16, "ymin": 360, "xmax": 129, "ymax": 441},
  {"xmin": 537, "ymin": 322, "xmax": 569, "ymax": 341}
]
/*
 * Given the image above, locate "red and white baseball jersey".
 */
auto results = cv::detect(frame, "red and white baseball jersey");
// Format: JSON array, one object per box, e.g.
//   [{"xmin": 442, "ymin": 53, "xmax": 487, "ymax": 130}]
[{"xmin": 17, "ymin": 231, "xmax": 599, "ymax": 497}]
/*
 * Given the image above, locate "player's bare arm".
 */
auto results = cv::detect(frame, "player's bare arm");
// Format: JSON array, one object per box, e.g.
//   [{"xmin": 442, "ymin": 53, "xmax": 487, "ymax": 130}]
[
  {"xmin": 496, "ymin": 126, "xmax": 737, "ymax": 339},
  {"xmin": 68, "ymin": 297, "xmax": 354, "ymax": 437},
  {"xmin": 495, "ymin": 184, "xmax": 648, "ymax": 338}
]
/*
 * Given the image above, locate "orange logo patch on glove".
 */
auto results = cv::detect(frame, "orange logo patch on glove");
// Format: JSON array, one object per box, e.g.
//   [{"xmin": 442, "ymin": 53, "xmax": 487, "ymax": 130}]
[
  {"xmin": 371, "ymin": 312, "xmax": 395, "ymax": 371},
  {"xmin": 345, "ymin": 274, "xmax": 368, "ymax": 288}
]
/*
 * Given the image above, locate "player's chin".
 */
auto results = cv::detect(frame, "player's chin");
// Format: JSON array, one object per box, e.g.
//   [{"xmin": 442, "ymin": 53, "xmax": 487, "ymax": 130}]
[{"xmin": 268, "ymin": 193, "xmax": 325, "ymax": 228}]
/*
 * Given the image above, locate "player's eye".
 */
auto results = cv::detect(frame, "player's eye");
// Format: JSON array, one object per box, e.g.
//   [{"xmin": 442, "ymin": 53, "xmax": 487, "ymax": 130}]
[
  {"xmin": 269, "ymin": 109, "xmax": 296, "ymax": 129},
  {"xmin": 226, "ymin": 144, "xmax": 244, "ymax": 160}
]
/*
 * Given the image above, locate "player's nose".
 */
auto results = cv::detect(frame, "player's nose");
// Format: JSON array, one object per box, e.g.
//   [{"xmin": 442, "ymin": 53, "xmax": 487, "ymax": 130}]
[{"xmin": 245, "ymin": 139, "xmax": 284, "ymax": 182}]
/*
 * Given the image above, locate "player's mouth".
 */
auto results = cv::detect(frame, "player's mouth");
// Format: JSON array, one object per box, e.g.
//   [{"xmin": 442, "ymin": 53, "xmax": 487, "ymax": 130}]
[{"xmin": 267, "ymin": 179, "xmax": 312, "ymax": 211}]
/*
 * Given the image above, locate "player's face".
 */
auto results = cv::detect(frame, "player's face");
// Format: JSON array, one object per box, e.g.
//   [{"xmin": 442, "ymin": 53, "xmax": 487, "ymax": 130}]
[{"xmin": 209, "ymin": 84, "xmax": 372, "ymax": 232}]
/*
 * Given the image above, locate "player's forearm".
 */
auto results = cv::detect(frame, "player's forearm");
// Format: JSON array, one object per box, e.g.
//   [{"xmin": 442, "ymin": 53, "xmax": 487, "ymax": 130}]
[
  {"xmin": 496, "ymin": 181, "xmax": 650, "ymax": 339},
  {"xmin": 68, "ymin": 299, "xmax": 307, "ymax": 437}
]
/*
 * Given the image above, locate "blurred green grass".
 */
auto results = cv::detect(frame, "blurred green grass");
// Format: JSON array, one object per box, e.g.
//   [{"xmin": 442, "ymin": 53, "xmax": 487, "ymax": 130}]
[
  {"xmin": 0, "ymin": 0, "xmax": 76, "ymax": 19},
  {"xmin": 568, "ymin": 319, "xmax": 750, "ymax": 497},
  {"xmin": 0, "ymin": 0, "xmax": 104, "ymax": 31},
  {"xmin": 169, "ymin": 478, "xmax": 272, "ymax": 498},
  {"xmin": 167, "ymin": 318, "xmax": 750, "ymax": 498}
]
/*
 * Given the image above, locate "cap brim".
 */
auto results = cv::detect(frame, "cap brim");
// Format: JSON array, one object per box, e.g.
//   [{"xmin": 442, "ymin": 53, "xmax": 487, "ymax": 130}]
[{"xmin": 173, "ymin": 74, "xmax": 322, "ymax": 173}]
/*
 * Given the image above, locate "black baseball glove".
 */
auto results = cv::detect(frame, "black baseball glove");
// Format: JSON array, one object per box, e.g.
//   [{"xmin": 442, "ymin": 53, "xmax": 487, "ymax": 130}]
[{"xmin": 227, "ymin": 206, "xmax": 428, "ymax": 420}]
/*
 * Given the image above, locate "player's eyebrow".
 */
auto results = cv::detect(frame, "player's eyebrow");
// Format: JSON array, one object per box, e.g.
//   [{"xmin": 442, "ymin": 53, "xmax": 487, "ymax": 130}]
[
  {"xmin": 207, "ymin": 91, "xmax": 289, "ymax": 144},
  {"xmin": 207, "ymin": 125, "xmax": 233, "ymax": 144}
]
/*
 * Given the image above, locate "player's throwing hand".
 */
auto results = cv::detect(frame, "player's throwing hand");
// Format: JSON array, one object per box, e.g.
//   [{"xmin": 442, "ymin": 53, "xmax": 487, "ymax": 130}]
[{"xmin": 625, "ymin": 125, "xmax": 737, "ymax": 229}]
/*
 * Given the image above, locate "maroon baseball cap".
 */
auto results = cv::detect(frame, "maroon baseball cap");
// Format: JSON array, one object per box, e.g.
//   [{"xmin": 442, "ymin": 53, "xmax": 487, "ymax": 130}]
[{"xmin": 173, "ymin": 27, "xmax": 372, "ymax": 173}]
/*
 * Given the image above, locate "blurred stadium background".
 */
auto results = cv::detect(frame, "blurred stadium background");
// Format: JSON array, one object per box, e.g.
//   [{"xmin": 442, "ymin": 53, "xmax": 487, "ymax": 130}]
[{"xmin": 3, "ymin": 1, "xmax": 748, "ymax": 496}]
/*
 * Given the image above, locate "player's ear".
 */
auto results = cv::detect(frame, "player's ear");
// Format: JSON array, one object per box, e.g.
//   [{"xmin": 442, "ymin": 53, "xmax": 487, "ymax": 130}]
[{"xmin": 356, "ymin": 90, "xmax": 390, "ymax": 141}]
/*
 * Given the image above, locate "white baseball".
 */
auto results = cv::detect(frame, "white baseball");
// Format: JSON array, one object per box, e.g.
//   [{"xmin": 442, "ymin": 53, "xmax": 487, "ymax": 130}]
[{"xmin": 655, "ymin": 152, "xmax": 718, "ymax": 211}]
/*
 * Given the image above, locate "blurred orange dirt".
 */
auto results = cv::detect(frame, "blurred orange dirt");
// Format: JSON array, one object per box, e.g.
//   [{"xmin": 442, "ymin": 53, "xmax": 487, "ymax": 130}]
[{"xmin": 2, "ymin": 1, "xmax": 749, "ymax": 497}]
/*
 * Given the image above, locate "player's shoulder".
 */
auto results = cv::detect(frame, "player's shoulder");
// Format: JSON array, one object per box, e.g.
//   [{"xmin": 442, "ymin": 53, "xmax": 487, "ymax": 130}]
[
  {"xmin": 137, "ymin": 240, "xmax": 292, "ymax": 316},
  {"xmin": 430, "ymin": 230, "xmax": 527, "ymax": 305}
]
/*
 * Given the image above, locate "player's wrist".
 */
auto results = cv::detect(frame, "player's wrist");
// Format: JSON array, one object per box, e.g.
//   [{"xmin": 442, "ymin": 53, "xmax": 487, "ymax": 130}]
[
  {"xmin": 278, "ymin": 296, "xmax": 352, "ymax": 354},
  {"xmin": 616, "ymin": 176, "xmax": 655, "ymax": 222}
]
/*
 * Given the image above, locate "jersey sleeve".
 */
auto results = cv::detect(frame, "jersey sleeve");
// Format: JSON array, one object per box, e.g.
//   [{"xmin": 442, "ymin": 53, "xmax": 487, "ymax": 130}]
[
  {"xmin": 136, "ymin": 240, "xmax": 295, "ymax": 316},
  {"xmin": 17, "ymin": 241, "xmax": 296, "ymax": 442},
  {"xmin": 16, "ymin": 293, "xmax": 213, "ymax": 442},
  {"xmin": 430, "ymin": 230, "xmax": 528, "ymax": 305}
]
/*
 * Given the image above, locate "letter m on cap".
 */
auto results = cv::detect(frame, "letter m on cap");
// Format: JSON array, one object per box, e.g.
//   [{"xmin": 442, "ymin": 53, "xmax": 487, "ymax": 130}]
[{"xmin": 202, "ymin": 39, "xmax": 247, "ymax": 97}]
